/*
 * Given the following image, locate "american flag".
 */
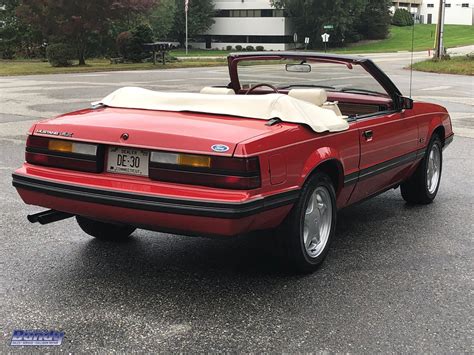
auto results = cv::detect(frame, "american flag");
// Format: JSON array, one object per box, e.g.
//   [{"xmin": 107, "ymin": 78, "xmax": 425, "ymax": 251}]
[{"xmin": 185, "ymin": 0, "xmax": 189, "ymax": 12}]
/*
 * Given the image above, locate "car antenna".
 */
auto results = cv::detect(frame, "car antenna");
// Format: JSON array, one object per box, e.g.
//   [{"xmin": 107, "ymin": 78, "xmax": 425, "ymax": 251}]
[{"xmin": 409, "ymin": 16, "xmax": 416, "ymax": 98}]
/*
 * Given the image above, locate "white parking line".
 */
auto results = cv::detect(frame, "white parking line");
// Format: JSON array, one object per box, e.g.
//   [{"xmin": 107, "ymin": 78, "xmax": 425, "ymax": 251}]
[{"xmin": 420, "ymin": 86, "xmax": 452, "ymax": 91}]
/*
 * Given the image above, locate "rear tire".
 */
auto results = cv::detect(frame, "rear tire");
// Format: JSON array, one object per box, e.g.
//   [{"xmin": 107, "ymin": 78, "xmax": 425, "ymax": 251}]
[
  {"xmin": 278, "ymin": 172, "xmax": 337, "ymax": 273},
  {"xmin": 76, "ymin": 216, "xmax": 136, "ymax": 241},
  {"xmin": 401, "ymin": 135, "xmax": 443, "ymax": 204}
]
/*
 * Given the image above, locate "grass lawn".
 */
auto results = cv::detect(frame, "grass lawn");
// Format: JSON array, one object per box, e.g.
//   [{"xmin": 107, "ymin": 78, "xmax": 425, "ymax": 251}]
[
  {"xmin": 412, "ymin": 55, "xmax": 474, "ymax": 75},
  {"xmin": 170, "ymin": 49, "xmax": 232, "ymax": 57},
  {"xmin": 171, "ymin": 25, "xmax": 473, "ymax": 57},
  {"xmin": 337, "ymin": 24, "xmax": 474, "ymax": 53},
  {"xmin": 0, "ymin": 58, "xmax": 226, "ymax": 76}
]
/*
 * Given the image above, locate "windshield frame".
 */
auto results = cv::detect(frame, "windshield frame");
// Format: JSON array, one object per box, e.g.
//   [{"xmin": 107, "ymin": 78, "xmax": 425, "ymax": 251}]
[{"xmin": 227, "ymin": 52, "xmax": 403, "ymax": 109}]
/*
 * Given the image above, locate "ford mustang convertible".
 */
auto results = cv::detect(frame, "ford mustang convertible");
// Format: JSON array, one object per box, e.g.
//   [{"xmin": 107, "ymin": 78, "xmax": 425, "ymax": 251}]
[{"xmin": 12, "ymin": 52, "xmax": 453, "ymax": 272}]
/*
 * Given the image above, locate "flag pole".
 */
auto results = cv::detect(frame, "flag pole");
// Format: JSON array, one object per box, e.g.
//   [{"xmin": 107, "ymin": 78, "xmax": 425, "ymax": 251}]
[{"xmin": 185, "ymin": 0, "xmax": 189, "ymax": 55}]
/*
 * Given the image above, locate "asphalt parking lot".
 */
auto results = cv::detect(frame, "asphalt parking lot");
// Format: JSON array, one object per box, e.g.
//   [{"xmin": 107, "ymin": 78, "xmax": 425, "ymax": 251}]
[{"xmin": 0, "ymin": 50, "xmax": 473, "ymax": 352}]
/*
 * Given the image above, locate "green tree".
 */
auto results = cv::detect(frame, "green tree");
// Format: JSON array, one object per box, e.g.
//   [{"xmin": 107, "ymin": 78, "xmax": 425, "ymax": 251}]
[
  {"xmin": 149, "ymin": 0, "xmax": 177, "ymax": 40},
  {"xmin": 128, "ymin": 24, "xmax": 154, "ymax": 62},
  {"xmin": 16, "ymin": 0, "xmax": 156, "ymax": 65},
  {"xmin": 392, "ymin": 8, "xmax": 414, "ymax": 27},
  {"xmin": 171, "ymin": 0, "xmax": 215, "ymax": 45},
  {"xmin": 358, "ymin": 0, "xmax": 392, "ymax": 39},
  {"xmin": 0, "ymin": 0, "xmax": 41, "ymax": 58},
  {"xmin": 272, "ymin": 0, "xmax": 369, "ymax": 47}
]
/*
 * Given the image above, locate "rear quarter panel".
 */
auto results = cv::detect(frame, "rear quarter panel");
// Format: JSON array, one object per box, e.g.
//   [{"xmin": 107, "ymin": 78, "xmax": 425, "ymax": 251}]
[{"xmin": 234, "ymin": 123, "xmax": 360, "ymax": 209}]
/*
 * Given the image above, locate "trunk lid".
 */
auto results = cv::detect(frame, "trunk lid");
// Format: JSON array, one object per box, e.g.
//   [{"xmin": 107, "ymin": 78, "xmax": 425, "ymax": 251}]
[{"xmin": 33, "ymin": 107, "xmax": 283, "ymax": 156}]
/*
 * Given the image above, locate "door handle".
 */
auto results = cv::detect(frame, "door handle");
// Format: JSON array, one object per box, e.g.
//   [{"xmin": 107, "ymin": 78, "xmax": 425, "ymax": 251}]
[{"xmin": 363, "ymin": 130, "xmax": 373, "ymax": 141}]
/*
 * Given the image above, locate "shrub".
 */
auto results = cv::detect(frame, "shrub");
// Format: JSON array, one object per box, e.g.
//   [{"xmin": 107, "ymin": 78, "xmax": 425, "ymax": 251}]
[
  {"xmin": 116, "ymin": 25, "xmax": 154, "ymax": 62},
  {"xmin": 235, "ymin": 45, "xmax": 243, "ymax": 51},
  {"xmin": 128, "ymin": 24, "xmax": 154, "ymax": 62},
  {"xmin": 256, "ymin": 45, "xmax": 264, "ymax": 51},
  {"xmin": 1, "ymin": 48, "xmax": 15, "ymax": 59},
  {"xmin": 116, "ymin": 31, "xmax": 132, "ymax": 58},
  {"xmin": 226, "ymin": 45, "xmax": 233, "ymax": 51},
  {"xmin": 46, "ymin": 43, "xmax": 75, "ymax": 67},
  {"xmin": 392, "ymin": 8, "xmax": 414, "ymax": 26},
  {"xmin": 246, "ymin": 45, "xmax": 254, "ymax": 51}
]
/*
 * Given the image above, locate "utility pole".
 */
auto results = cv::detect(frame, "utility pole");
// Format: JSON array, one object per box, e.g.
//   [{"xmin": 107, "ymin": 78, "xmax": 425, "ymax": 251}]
[
  {"xmin": 185, "ymin": 0, "xmax": 189, "ymax": 55},
  {"xmin": 435, "ymin": 0, "xmax": 446, "ymax": 59}
]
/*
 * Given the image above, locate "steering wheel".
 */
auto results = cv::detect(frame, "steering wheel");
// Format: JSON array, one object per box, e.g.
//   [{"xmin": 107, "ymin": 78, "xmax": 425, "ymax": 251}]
[{"xmin": 245, "ymin": 83, "xmax": 279, "ymax": 95}]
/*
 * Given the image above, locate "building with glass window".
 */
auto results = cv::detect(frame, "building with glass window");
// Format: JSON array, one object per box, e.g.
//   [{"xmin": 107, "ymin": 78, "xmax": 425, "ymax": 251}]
[
  {"xmin": 418, "ymin": 0, "xmax": 473, "ymax": 25},
  {"xmin": 190, "ymin": 0, "xmax": 294, "ymax": 50},
  {"xmin": 191, "ymin": 0, "xmax": 472, "ymax": 50},
  {"xmin": 392, "ymin": 0, "xmax": 473, "ymax": 25}
]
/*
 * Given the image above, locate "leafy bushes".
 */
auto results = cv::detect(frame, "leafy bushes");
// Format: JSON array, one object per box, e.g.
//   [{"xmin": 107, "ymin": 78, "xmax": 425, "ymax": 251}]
[
  {"xmin": 116, "ymin": 31, "xmax": 132, "ymax": 58},
  {"xmin": 128, "ymin": 24, "xmax": 154, "ymax": 62},
  {"xmin": 116, "ymin": 24, "xmax": 154, "ymax": 62},
  {"xmin": 226, "ymin": 45, "xmax": 233, "ymax": 51},
  {"xmin": 358, "ymin": 0, "xmax": 392, "ymax": 39},
  {"xmin": 46, "ymin": 43, "xmax": 75, "ymax": 67},
  {"xmin": 256, "ymin": 45, "xmax": 264, "ymax": 51},
  {"xmin": 235, "ymin": 45, "xmax": 243, "ymax": 51},
  {"xmin": 245, "ymin": 45, "xmax": 254, "ymax": 51},
  {"xmin": 392, "ymin": 8, "xmax": 414, "ymax": 26},
  {"xmin": 1, "ymin": 49, "xmax": 15, "ymax": 60}
]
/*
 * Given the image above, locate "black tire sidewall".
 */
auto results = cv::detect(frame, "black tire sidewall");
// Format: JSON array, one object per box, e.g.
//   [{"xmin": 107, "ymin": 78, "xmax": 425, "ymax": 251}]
[
  {"xmin": 422, "ymin": 136, "xmax": 443, "ymax": 200},
  {"xmin": 285, "ymin": 173, "xmax": 337, "ymax": 271}
]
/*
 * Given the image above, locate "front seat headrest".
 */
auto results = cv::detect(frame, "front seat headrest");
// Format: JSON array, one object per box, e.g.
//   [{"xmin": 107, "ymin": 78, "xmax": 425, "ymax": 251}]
[
  {"xmin": 288, "ymin": 88, "xmax": 328, "ymax": 106},
  {"xmin": 200, "ymin": 87, "xmax": 235, "ymax": 95}
]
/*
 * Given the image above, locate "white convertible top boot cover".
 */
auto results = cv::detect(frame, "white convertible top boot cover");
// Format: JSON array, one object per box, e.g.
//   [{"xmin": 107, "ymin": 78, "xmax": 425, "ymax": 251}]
[{"xmin": 96, "ymin": 87, "xmax": 349, "ymax": 133}]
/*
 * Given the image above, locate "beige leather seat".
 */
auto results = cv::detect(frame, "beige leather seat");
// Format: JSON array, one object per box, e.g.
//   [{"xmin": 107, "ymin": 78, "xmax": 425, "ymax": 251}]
[
  {"xmin": 288, "ymin": 88, "xmax": 342, "ymax": 116},
  {"xmin": 200, "ymin": 87, "xmax": 235, "ymax": 95}
]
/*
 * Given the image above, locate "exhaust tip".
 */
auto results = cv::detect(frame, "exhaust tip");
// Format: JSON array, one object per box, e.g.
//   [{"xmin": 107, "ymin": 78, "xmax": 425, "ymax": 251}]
[{"xmin": 27, "ymin": 209, "xmax": 73, "ymax": 225}]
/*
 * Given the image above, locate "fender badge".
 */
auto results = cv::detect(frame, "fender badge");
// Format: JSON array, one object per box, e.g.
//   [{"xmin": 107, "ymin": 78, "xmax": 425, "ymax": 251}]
[
  {"xmin": 36, "ymin": 129, "xmax": 73, "ymax": 137},
  {"xmin": 211, "ymin": 144, "xmax": 229, "ymax": 153}
]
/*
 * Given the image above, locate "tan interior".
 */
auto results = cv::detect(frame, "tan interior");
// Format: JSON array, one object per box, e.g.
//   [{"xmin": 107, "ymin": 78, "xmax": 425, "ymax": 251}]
[
  {"xmin": 201, "ymin": 87, "xmax": 343, "ymax": 116},
  {"xmin": 200, "ymin": 87, "xmax": 235, "ymax": 95},
  {"xmin": 288, "ymin": 89, "xmax": 342, "ymax": 116}
]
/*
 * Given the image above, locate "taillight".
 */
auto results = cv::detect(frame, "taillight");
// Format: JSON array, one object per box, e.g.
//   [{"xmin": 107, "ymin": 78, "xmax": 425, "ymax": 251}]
[
  {"xmin": 149, "ymin": 151, "xmax": 261, "ymax": 189},
  {"xmin": 26, "ymin": 136, "xmax": 103, "ymax": 172}
]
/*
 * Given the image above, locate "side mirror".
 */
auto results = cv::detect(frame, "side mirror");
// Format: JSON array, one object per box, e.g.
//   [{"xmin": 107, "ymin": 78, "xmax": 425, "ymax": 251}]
[{"xmin": 400, "ymin": 96, "xmax": 414, "ymax": 110}]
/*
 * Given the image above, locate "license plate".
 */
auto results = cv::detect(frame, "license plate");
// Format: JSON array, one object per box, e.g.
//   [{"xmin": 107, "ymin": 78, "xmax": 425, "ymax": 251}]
[{"xmin": 107, "ymin": 146, "xmax": 149, "ymax": 177}]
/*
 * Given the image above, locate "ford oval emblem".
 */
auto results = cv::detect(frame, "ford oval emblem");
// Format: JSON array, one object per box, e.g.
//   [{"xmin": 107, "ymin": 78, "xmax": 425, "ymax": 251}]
[{"xmin": 211, "ymin": 144, "xmax": 229, "ymax": 153}]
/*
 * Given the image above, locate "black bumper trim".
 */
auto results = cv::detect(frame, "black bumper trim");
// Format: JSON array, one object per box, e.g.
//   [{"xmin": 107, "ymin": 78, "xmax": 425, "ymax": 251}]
[{"xmin": 12, "ymin": 174, "xmax": 299, "ymax": 219}]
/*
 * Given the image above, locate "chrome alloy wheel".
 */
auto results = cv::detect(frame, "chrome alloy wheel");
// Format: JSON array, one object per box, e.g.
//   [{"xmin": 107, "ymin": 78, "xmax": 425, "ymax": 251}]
[
  {"xmin": 303, "ymin": 186, "xmax": 333, "ymax": 258},
  {"xmin": 426, "ymin": 143, "xmax": 441, "ymax": 194}
]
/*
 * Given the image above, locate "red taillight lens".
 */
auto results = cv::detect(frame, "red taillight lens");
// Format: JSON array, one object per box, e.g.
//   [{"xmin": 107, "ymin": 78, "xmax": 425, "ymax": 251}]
[
  {"xmin": 149, "ymin": 151, "xmax": 261, "ymax": 189},
  {"xmin": 25, "ymin": 135, "xmax": 102, "ymax": 173}
]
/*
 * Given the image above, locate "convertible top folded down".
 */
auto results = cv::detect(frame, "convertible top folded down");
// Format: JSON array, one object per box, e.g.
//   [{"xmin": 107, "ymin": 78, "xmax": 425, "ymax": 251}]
[{"xmin": 95, "ymin": 87, "xmax": 349, "ymax": 133}]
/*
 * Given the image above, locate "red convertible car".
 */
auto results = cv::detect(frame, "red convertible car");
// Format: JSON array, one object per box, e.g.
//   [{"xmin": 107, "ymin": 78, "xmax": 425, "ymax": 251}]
[{"xmin": 12, "ymin": 52, "xmax": 453, "ymax": 272}]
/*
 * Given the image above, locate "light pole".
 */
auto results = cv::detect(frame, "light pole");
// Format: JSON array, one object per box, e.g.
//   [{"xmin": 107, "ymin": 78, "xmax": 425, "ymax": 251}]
[
  {"xmin": 185, "ymin": 0, "xmax": 189, "ymax": 55},
  {"xmin": 435, "ymin": 0, "xmax": 446, "ymax": 59}
]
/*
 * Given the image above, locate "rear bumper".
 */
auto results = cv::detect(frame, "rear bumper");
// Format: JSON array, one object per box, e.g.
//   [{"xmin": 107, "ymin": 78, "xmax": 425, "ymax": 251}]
[{"xmin": 12, "ymin": 170, "xmax": 298, "ymax": 236}]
